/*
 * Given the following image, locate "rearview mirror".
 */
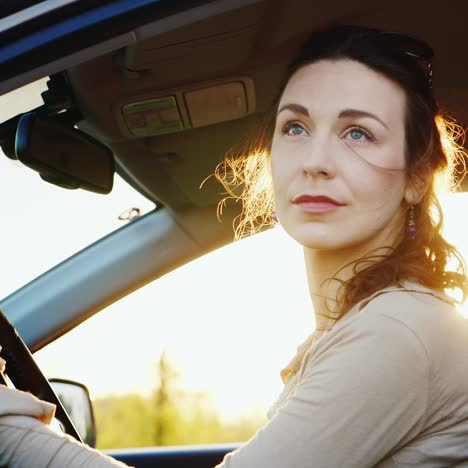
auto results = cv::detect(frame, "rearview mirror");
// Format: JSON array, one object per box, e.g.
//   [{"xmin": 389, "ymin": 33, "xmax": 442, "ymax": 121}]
[
  {"xmin": 49, "ymin": 378, "xmax": 97, "ymax": 447},
  {"xmin": 15, "ymin": 112, "xmax": 114, "ymax": 194}
]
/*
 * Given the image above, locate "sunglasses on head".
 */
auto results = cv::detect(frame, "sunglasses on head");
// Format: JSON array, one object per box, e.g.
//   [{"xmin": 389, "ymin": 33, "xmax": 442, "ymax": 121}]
[
  {"xmin": 348, "ymin": 26, "xmax": 434, "ymax": 88},
  {"xmin": 373, "ymin": 31, "xmax": 434, "ymax": 87}
]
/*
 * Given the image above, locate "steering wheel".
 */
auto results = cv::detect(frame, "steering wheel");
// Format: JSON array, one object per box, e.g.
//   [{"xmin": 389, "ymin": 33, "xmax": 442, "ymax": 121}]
[{"xmin": 0, "ymin": 308, "xmax": 82, "ymax": 442}]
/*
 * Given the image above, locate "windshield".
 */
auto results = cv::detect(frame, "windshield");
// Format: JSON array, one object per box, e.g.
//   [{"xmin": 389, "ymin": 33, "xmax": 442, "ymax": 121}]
[{"xmin": 0, "ymin": 78, "xmax": 155, "ymax": 298}]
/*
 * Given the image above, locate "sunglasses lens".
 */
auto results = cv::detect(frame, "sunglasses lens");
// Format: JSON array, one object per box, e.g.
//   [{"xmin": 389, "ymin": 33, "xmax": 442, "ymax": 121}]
[
  {"xmin": 376, "ymin": 32, "xmax": 434, "ymax": 61},
  {"xmin": 369, "ymin": 32, "xmax": 434, "ymax": 87}
]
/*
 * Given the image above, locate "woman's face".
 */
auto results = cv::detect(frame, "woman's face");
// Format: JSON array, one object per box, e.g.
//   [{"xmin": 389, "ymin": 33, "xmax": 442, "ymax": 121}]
[{"xmin": 270, "ymin": 58, "xmax": 413, "ymax": 252}]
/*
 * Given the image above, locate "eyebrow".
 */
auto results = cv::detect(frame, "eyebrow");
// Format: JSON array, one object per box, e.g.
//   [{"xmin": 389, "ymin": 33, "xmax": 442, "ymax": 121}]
[
  {"xmin": 338, "ymin": 109, "xmax": 389, "ymax": 130},
  {"xmin": 277, "ymin": 103, "xmax": 309, "ymax": 117},
  {"xmin": 277, "ymin": 104, "xmax": 389, "ymax": 130}
]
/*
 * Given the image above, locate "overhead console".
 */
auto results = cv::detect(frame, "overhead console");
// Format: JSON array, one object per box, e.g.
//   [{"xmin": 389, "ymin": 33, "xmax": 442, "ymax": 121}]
[
  {"xmin": 112, "ymin": 1, "xmax": 263, "ymax": 137},
  {"xmin": 117, "ymin": 77, "xmax": 256, "ymax": 137},
  {"xmin": 64, "ymin": 0, "xmax": 268, "ymax": 141}
]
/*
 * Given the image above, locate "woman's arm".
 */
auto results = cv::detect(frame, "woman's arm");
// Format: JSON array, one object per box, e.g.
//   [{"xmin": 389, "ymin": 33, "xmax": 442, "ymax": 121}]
[
  {"xmin": 217, "ymin": 313, "xmax": 429, "ymax": 467},
  {"xmin": 0, "ymin": 386, "xmax": 131, "ymax": 468}
]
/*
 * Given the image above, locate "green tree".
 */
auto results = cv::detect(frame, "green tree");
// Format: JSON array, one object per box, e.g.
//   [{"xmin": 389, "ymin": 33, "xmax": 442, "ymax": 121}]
[
  {"xmin": 94, "ymin": 394, "xmax": 155, "ymax": 448},
  {"xmin": 152, "ymin": 350, "xmax": 183, "ymax": 445},
  {"xmin": 93, "ymin": 352, "xmax": 267, "ymax": 449}
]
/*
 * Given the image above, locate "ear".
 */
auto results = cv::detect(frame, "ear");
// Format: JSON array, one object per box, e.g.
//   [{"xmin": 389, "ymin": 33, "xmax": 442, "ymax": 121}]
[{"xmin": 404, "ymin": 174, "xmax": 428, "ymax": 205}]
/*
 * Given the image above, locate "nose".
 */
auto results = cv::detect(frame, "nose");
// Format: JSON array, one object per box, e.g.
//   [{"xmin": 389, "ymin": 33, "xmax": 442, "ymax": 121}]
[{"xmin": 302, "ymin": 133, "xmax": 336, "ymax": 179}]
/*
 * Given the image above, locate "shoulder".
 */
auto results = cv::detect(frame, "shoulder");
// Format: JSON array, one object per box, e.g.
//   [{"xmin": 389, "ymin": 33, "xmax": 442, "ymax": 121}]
[
  {"xmin": 304, "ymin": 288, "xmax": 435, "ymax": 375},
  {"xmin": 357, "ymin": 283, "xmax": 468, "ymax": 352},
  {"xmin": 346, "ymin": 284, "xmax": 468, "ymax": 397},
  {"xmin": 361, "ymin": 282, "xmax": 456, "ymax": 321},
  {"xmin": 309, "ymin": 283, "xmax": 468, "ymax": 372}
]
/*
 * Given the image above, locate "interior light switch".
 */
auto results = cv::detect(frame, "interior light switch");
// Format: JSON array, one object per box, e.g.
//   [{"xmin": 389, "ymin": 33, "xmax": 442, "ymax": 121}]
[{"xmin": 122, "ymin": 96, "xmax": 183, "ymax": 136}]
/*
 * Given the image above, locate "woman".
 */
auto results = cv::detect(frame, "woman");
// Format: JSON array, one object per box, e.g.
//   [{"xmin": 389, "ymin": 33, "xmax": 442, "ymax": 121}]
[
  {"xmin": 1, "ymin": 24, "xmax": 467, "ymax": 468},
  {"xmin": 214, "ymin": 25, "xmax": 468, "ymax": 467}
]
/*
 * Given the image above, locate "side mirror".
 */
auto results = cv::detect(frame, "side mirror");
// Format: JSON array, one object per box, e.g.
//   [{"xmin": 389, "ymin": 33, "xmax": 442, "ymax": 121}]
[
  {"xmin": 49, "ymin": 378, "xmax": 97, "ymax": 447},
  {"xmin": 15, "ymin": 112, "xmax": 114, "ymax": 194}
]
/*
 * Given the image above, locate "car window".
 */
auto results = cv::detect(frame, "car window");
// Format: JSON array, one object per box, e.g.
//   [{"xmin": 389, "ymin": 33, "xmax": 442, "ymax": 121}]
[
  {"xmin": 34, "ymin": 226, "xmax": 314, "ymax": 448},
  {"xmin": 34, "ymin": 194, "xmax": 468, "ymax": 449},
  {"xmin": 0, "ymin": 79, "xmax": 155, "ymax": 298}
]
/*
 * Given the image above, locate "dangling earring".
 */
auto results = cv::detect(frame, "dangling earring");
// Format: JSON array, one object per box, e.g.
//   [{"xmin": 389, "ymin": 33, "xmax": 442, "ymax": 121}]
[
  {"xmin": 407, "ymin": 205, "xmax": 417, "ymax": 238},
  {"xmin": 271, "ymin": 212, "xmax": 279, "ymax": 223}
]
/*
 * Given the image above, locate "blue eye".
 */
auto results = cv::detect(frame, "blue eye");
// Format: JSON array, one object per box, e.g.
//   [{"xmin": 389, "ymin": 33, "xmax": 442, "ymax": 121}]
[
  {"xmin": 283, "ymin": 123, "xmax": 306, "ymax": 136},
  {"xmin": 345, "ymin": 127, "xmax": 374, "ymax": 143},
  {"xmin": 350, "ymin": 129, "xmax": 364, "ymax": 140}
]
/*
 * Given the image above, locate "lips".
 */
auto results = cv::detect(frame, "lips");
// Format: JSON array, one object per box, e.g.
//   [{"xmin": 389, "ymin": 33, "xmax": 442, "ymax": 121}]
[
  {"xmin": 292, "ymin": 194, "xmax": 345, "ymax": 213},
  {"xmin": 292, "ymin": 194, "xmax": 344, "ymax": 206}
]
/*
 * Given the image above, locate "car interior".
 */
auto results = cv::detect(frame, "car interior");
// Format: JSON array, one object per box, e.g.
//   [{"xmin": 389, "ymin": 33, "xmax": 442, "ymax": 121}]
[{"xmin": 0, "ymin": 0, "xmax": 467, "ymax": 466}]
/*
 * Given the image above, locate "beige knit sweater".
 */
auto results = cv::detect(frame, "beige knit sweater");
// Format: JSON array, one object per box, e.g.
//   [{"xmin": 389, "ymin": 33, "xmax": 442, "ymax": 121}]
[
  {"xmin": 217, "ymin": 283, "xmax": 468, "ymax": 467},
  {"xmin": 0, "ymin": 370, "xmax": 129, "ymax": 467}
]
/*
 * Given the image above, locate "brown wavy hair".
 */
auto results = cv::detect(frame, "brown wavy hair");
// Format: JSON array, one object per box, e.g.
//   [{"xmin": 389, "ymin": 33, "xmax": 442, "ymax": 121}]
[{"xmin": 212, "ymin": 25, "xmax": 468, "ymax": 319}]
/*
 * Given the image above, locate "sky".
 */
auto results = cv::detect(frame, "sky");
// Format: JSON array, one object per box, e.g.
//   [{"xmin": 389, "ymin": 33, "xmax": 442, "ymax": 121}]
[{"xmin": 1, "ymin": 79, "xmax": 468, "ymax": 422}]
